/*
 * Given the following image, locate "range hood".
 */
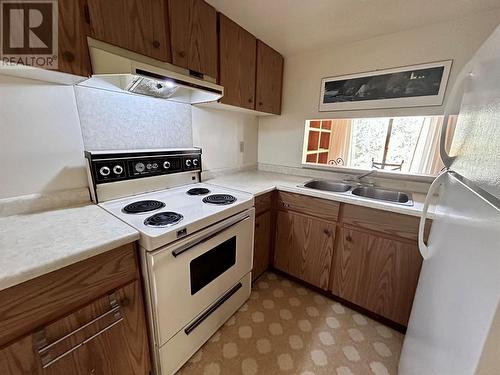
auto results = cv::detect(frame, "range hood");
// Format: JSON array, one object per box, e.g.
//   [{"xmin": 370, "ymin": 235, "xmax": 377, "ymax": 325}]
[{"xmin": 81, "ymin": 38, "xmax": 223, "ymax": 104}]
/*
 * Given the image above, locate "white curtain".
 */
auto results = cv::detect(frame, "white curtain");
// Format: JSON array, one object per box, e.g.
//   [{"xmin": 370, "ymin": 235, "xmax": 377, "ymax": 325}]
[{"xmin": 409, "ymin": 116, "xmax": 443, "ymax": 174}]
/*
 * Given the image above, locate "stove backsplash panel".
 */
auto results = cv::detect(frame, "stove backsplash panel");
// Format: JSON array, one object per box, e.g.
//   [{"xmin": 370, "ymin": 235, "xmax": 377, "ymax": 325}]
[{"xmin": 75, "ymin": 86, "xmax": 193, "ymax": 150}]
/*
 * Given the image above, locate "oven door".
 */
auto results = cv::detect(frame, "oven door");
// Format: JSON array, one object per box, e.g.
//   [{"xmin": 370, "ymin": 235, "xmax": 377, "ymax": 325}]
[{"xmin": 147, "ymin": 208, "xmax": 255, "ymax": 347}]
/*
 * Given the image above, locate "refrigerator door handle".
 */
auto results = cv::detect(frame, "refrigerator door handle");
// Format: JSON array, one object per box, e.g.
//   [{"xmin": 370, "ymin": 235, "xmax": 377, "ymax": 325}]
[
  {"xmin": 439, "ymin": 115, "xmax": 456, "ymax": 168},
  {"xmin": 419, "ymin": 171, "xmax": 447, "ymax": 259}
]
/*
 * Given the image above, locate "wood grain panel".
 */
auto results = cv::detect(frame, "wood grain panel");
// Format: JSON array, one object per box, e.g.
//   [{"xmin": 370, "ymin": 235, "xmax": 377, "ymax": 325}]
[
  {"xmin": 255, "ymin": 40, "xmax": 284, "ymax": 114},
  {"xmin": 254, "ymin": 192, "xmax": 272, "ymax": 215},
  {"xmin": 169, "ymin": 0, "xmax": 217, "ymax": 78},
  {"xmin": 342, "ymin": 204, "xmax": 422, "ymax": 241},
  {"xmin": 331, "ymin": 228, "xmax": 422, "ymax": 325},
  {"xmin": 0, "ymin": 281, "xmax": 150, "ymax": 374},
  {"xmin": 0, "ymin": 244, "xmax": 138, "ymax": 348},
  {"xmin": 87, "ymin": 0, "xmax": 171, "ymax": 62},
  {"xmin": 253, "ymin": 211, "xmax": 272, "ymax": 281},
  {"xmin": 58, "ymin": 0, "xmax": 91, "ymax": 76},
  {"xmin": 218, "ymin": 13, "xmax": 257, "ymax": 109},
  {"xmin": 273, "ymin": 211, "xmax": 294, "ymax": 274},
  {"xmin": 277, "ymin": 191, "xmax": 340, "ymax": 222},
  {"xmin": 274, "ymin": 211, "xmax": 335, "ymax": 290},
  {"xmin": 291, "ymin": 214, "xmax": 335, "ymax": 290}
]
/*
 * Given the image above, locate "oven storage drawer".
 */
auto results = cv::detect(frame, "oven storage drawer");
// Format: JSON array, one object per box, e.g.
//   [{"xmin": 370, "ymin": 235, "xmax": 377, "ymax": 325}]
[
  {"xmin": 158, "ymin": 273, "xmax": 251, "ymax": 375},
  {"xmin": 148, "ymin": 210, "xmax": 255, "ymax": 346}
]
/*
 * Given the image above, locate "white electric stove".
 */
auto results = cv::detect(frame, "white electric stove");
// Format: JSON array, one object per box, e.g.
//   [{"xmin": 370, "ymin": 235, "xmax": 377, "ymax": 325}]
[{"xmin": 85, "ymin": 148, "xmax": 255, "ymax": 375}]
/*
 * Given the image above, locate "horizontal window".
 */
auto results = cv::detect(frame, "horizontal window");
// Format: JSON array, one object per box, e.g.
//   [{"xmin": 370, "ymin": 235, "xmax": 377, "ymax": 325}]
[{"xmin": 302, "ymin": 115, "xmax": 457, "ymax": 175}]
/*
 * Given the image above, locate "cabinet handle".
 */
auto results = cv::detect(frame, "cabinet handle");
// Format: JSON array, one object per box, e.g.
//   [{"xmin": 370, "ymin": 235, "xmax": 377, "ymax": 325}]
[
  {"xmin": 152, "ymin": 40, "xmax": 161, "ymax": 48},
  {"xmin": 256, "ymin": 223, "xmax": 260, "ymax": 228},
  {"xmin": 178, "ymin": 50, "xmax": 186, "ymax": 58},
  {"xmin": 258, "ymin": 101, "xmax": 263, "ymax": 106},
  {"xmin": 36, "ymin": 293, "xmax": 123, "ymax": 368},
  {"xmin": 323, "ymin": 229, "xmax": 331, "ymax": 236},
  {"xmin": 346, "ymin": 235, "xmax": 352, "ymax": 242}
]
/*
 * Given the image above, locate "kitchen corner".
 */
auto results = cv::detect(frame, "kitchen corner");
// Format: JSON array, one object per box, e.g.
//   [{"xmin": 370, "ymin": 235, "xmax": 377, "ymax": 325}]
[{"xmin": 1, "ymin": 2, "xmax": 499, "ymax": 375}]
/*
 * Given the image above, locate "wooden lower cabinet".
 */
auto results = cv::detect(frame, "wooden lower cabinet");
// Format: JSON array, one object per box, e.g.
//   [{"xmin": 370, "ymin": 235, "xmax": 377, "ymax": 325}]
[
  {"xmin": 252, "ymin": 211, "xmax": 272, "ymax": 281},
  {"xmin": 0, "ymin": 280, "xmax": 150, "ymax": 375},
  {"xmin": 274, "ymin": 211, "xmax": 335, "ymax": 290},
  {"xmin": 330, "ymin": 227, "xmax": 423, "ymax": 326}
]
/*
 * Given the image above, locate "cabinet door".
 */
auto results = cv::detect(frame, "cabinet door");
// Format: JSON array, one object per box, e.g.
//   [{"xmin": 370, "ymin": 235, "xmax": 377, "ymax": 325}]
[
  {"xmin": 58, "ymin": 0, "xmax": 92, "ymax": 76},
  {"xmin": 169, "ymin": 0, "xmax": 217, "ymax": 78},
  {"xmin": 255, "ymin": 40, "xmax": 284, "ymax": 114},
  {"xmin": 218, "ymin": 14, "xmax": 256, "ymax": 110},
  {"xmin": 274, "ymin": 211, "xmax": 335, "ymax": 290},
  {"xmin": 331, "ymin": 228, "xmax": 423, "ymax": 326},
  {"xmin": 0, "ymin": 281, "xmax": 150, "ymax": 375},
  {"xmin": 87, "ymin": 0, "xmax": 171, "ymax": 62},
  {"xmin": 253, "ymin": 211, "xmax": 271, "ymax": 281}
]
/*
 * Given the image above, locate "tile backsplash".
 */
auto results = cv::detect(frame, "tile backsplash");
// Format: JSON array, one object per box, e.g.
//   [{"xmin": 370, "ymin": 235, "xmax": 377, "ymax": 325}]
[{"xmin": 75, "ymin": 85, "xmax": 193, "ymax": 150}]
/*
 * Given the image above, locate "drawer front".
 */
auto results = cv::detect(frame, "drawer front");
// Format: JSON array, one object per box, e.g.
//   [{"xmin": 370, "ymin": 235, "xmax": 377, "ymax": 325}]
[
  {"xmin": 158, "ymin": 273, "xmax": 251, "ymax": 375},
  {"xmin": 0, "ymin": 243, "xmax": 138, "ymax": 347},
  {"xmin": 342, "ymin": 204, "xmax": 421, "ymax": 241},
  {"xmin": 0, "ymin": 281, "xmax": 150, "ymax": 375},
  {"xmin": 277, "ymin": 191, "xmax": 340, "ymax": 222},
  {"xmin": 254, "ymin": 192, "xmax": 273, "ymax": 215}
]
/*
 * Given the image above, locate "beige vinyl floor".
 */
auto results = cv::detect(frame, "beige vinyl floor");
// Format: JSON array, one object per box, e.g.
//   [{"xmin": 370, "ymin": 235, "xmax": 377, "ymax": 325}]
[{"xmin": 178, "ymin": 272, "xmax": 403, "ymax": 375}]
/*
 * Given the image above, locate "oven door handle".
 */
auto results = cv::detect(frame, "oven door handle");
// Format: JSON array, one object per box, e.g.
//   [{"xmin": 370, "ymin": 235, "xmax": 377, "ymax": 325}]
[{"xmin": 171, "ymin": 213, "xmax": 251, "ymax": 258}]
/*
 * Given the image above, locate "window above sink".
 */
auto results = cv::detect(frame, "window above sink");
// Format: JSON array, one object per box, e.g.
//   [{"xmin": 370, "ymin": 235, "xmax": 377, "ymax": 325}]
[{"xmin": 302, "ymin": 115, "xmax": 457, "ymax": 176}]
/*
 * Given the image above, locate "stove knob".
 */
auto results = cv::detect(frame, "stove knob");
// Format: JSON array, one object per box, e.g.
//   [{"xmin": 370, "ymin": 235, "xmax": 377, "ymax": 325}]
[
  {"xmin": 99, "ymin": 166, "xmax": 111, "ymax": 176},
  {"xmin": 135, "ymin": 162, "xmax": 145, "ymax": 173},
  {"xmin": 193, "ymin": 159, "xmax": 199, "ymax": 167},
  {"xmin": 146, "ymin": 163, "xmax": 152, "ymax": 170},
  {"xmin": 113, "ymin": 165, "xmax": 123, "ymax": 175},
  {"xmin": 185, "ymin": 159, "xmax": 192, "ymax": 167},
  {"xmin": 152, "ymin": 163, "xmax": 158, "ymax": 169},
  {"xmin": 163, "ymin": 161, "xmax": 171, "ymax": 169}
]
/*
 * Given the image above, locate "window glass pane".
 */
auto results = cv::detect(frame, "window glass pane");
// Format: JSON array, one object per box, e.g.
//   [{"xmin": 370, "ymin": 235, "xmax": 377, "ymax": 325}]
[
  {"xmin": 385, "ymin": 117, "xmax": 425, "ymax": 172},
  {"xmin": 349, "ymin": 118, "xmax": 389, "ymax": 169}
]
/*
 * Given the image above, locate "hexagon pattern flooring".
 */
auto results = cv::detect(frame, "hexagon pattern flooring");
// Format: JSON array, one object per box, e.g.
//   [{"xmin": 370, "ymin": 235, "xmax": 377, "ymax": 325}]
[{"xmin": 178, "ymin": 272, "xmax": 403, "ymax": 375}]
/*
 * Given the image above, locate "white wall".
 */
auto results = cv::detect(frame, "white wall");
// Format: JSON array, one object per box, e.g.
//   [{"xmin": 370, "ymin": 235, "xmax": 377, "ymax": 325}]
[
  {"xmin": 258, "ymin": 10, "xmax": 500, "ymax": 168},
  {"xmin": 0, "ymin": 76, "xmax": 88, "ymax": 198},
  {"xmin": 0, "ymin": 74, "xmax": 257, "ymax": 199},
  {"xmin": 192, "ymin": 107, "xmax": 258, "ymax": 176}
]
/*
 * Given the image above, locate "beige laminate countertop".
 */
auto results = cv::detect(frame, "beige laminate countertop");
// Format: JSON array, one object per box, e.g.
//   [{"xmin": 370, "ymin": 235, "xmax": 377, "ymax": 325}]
[
  {"xmin": 0, "ymin": 204, "xmax": 139, "ymax": 292},
  {"xmin": 206, "ymin": 170, "xmax": 433, "ymax": 218}
]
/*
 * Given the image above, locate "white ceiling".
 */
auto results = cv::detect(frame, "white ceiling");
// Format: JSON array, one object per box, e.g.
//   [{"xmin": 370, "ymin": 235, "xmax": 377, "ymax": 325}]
[{"xmin": 207, "ymin": 0, "xmax": 500, "ymax": 56}]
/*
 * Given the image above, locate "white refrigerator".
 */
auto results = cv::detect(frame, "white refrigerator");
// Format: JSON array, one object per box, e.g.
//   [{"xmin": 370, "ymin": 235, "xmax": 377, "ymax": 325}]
[{"xmin": 398, "ymin": 26, "xmax": 500, "ymax": 375}]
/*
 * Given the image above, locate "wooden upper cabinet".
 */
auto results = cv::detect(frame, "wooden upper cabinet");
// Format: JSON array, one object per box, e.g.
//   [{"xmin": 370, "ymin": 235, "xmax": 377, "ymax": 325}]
[
  {"xmin": 57, "ymin": 0, "xmax": 92, "ymax": 76},
  {"xmin": 255, "ymin": 40, "xmax": 284, "ymax": 114},
  {"xmin": 169, "ymin": 0, "xmax": 218, "ymax": 79},
  {"xmin": 218, "ymin": 14, "xmax": 257, "ymax": 110},
  {"xmin": 87, "ymin": 0, "xmax": 171, "ymax": 62}
]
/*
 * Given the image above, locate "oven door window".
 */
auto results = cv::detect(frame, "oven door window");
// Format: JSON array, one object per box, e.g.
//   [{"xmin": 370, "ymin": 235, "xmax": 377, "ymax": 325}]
[{"xmin": 190, "ymin": 237, "xmax": 237, "ymax": 295}]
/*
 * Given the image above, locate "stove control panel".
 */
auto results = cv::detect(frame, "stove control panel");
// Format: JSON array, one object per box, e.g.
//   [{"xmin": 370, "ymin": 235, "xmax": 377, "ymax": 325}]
[
  {"xmin": 128, "ymin": 156, "xmax": 182, "ymax": 177},
  {"xmin": 85, "ymin": 149, "xmax": 202, "ymax": 185}
]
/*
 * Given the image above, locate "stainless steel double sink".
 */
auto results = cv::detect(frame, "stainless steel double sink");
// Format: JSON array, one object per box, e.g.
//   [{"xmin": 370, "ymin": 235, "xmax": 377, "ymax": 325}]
[{"xmin": 300, "ymin": 179, "xmax": 413, "ymax": 206}]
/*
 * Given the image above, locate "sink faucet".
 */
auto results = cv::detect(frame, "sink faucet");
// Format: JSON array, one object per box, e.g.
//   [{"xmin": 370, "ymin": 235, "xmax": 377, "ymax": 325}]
[{"xmin": 343, "ymin": 170, "xmax": 376, "ymax": 185}]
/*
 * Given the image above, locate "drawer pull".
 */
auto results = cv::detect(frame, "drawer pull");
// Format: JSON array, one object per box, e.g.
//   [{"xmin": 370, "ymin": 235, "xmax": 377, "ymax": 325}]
[
  {"xmin": 184, "ymin": 282, "xmax": 242, "ymax": 335},
  {"xmin": 37, "ymin": 293, "xmax": 123, "ymax": 368},
  {"xmin": 40, "ymin": 317, "xmax": 123, "ymax": 368}
]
